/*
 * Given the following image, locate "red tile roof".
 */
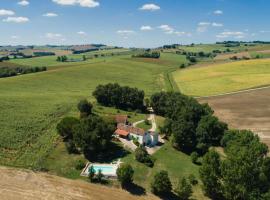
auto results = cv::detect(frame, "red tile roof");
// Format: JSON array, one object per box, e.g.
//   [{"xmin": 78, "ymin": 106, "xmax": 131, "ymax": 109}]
[
  {"xmin": 117, "ymin": 124, "xmax": 145, "ymax": 136},
  {"xmin": 115, "ymin": 129, "xmax": 129, "ymax": 137}
]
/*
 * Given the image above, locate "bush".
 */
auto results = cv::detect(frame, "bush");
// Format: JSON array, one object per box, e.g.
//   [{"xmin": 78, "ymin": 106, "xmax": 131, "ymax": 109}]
[
  {"xmin": 190, "ymin": 152, "xmax": 199, "ymax": 164},
  {"xmin": 175, "ymin": 177, "xmax": 192, "ymax": 200},
  {"xmin": 56, "ymin": 117, "xmax": 80, "ymax": 140},
  {"xmin": 132, "ymin": 137, "xmax": 140, "ymax": 147},
  {"xmin": 188, "ymin": 174, "xmax": 198, "ymax": 185},
  {"xmin": 77, "ymin": 99, "xmax": 93, "ymax": 117},
  {"xmin": 75, "ymin": 159, "xmax": 85, "ymax": 170},
  {"xmin": 135, "ymin": 145, "xmax": 154, "ymax": 167},
  {"xmin": 180, "ymin": 64, "xmax": 186, "ymax": 68},
  {"xmin": 117, "ymin": 164, "xmax": 134, "ymax": 187},
  {"xmin": 65, "ymin": 140, "xmax": 78, "ymax": 154},
  {"xmin": 151, "ymin": 170, "xmax": 172, "ymax": 195}
]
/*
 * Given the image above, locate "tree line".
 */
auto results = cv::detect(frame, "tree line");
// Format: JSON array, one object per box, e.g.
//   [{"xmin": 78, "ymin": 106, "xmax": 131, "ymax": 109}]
[
  {"xmin": 0, "ymin": 66, "xmax": 47, "ymax": 78},
  {"xmin": 93, "ymin": 83, "xmax": 145, "ymax": 112},
  {"xmin": 150, "ymin": 91, "xmax": 270, "ymax": 199},
  {"xmin": 132, "ymin": 51, "xmax": 160, "ymax": 59},
  {"xmin": 151, "ymin": 92, "xmax": 227, "ymax": 155}
]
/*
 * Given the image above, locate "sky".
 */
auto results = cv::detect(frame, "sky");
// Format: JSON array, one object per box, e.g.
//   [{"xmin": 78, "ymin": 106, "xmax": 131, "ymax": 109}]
[{"xmin": 0, "ymin": 0, "xmax": 269, "ymax": 48}]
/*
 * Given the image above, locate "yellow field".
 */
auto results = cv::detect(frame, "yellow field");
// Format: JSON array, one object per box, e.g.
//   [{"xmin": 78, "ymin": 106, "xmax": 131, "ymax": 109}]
[{"xmin": 172, "ymin": 59, "xmax": 270, "ymax": 96}]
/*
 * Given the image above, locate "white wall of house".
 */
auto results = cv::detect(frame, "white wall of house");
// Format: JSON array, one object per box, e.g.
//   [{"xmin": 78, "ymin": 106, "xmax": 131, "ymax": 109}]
[{"xmin": 129, "ymin": 133, "xmax": 144, "ymax": 144}]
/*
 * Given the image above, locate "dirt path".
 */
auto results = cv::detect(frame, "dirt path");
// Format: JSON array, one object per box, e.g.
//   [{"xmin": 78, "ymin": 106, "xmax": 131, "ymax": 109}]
[{"xmin": 0, "ymin": 166, "xmax": 158, "ymax": 200}]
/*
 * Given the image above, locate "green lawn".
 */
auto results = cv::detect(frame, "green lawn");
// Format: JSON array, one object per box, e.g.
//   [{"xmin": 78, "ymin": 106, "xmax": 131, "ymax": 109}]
[
  {"xmin": 172, "ymin": 58, "xmax": 270, "ymax": 96},
  {"xmin": 0, "ymin": 55, "xmax": 177, "ymax": 169},
  {"xmin": 122, "ymin": 142, "xmax": 208, "ymax": 200}
]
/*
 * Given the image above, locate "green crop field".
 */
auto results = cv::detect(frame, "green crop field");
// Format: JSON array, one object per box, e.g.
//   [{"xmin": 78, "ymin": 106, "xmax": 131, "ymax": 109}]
[
  {"xmin": 172, "ymin": 59, "xmax": 270, "ymax": 96},
  {"xmin": 0, "ymin": 54, "xmax": 182, "ymax": 169}
]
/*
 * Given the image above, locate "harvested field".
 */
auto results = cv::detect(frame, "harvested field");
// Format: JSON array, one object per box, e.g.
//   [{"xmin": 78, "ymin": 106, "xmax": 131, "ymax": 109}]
[
  {"xmin": 199, "ymin": 87, "xmax": 270, "ymax": 147},
  {"xmin": 0, "ymin": 166, "xmax": 158, "ymax": 200},
  {"xmin": 214, "ymin": 52, "xmax": 251, "ymax": 60}
]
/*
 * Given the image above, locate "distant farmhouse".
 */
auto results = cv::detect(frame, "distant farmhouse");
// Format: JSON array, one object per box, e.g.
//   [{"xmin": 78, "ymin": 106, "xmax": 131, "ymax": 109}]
[{"xmin": 114, "ymin": 115, "xmax": 158, "ymax": 147}]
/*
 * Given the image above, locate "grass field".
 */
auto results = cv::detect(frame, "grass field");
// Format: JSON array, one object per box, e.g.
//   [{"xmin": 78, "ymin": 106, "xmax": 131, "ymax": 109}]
[
  {"xmin": 0, "ymin": 54, "xmax": 178, "ymax": 169},
  {"xmin": 7, "ymin": 49, "xmax": 132, "ymax": 67},
  {"xmin": 172, "ymin": 59, "xmax": 270, "ymax": 96},
  {"xmin": 122, "ymin": 142, "xmax": 208, "ymax": 200}
]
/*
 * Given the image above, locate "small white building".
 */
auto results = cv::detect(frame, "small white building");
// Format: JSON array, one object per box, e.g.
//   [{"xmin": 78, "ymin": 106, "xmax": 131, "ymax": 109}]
[{"xmin": 115, "ymin": 124, "xmax": 158, "ymax": 147}]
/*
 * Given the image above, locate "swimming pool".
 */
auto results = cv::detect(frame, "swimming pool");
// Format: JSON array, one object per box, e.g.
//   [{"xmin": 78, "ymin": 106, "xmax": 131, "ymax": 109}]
[{"xmin": 89, "ymin": 164, "xmax": 117, "ymax": 176}]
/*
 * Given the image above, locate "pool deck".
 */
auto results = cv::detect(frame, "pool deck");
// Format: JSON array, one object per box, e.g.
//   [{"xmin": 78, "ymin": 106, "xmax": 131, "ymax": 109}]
[{"xmin": 80, "ymin": 160, "xmax": 121, "ymax": 178}]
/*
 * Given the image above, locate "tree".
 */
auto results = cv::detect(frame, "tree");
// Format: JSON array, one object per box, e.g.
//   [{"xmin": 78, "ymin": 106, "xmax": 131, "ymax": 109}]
[
  {"xmin": 135, "ymin": 145, "xmax": 154, "ymax": 167},
  {"xmin": 93, "ymin": 83, "xmax": 145, "ymax": 111},
  {"xmin": 196, "ymin": 115, "xmax": 228, "ymax": 153},
  {"xmin": 175, "ymin": 177, "xmax": 192, "ymax": 200},
  {"xmin": 56, "ymin": 117, "xmax": 80, "ymax": 140},
  {"xmin": 73, "ymin": 115, "xmax": 114, "ymax": 155},
  {"xmin": 199, "ymin": 150, "xmax": 223, "ymax": 199},
  {"xmin": 88, "ymin": 166, "xmax": 95, "ymax": 182},
  {"xmin": 171, "ymin": 118, "xmax": 196, "ymax": 153},
  {"xmin": 96, "ymin": 169, "xmax": 104, "ymax": 183},
  {"xmin": 82, "ymin": 55, "xmax": 87, "ymax": 61},
  {"xmin": 77, "ymin": 99, "xmax": 93, "ymax": 118},
  {"xmin": 151, "ymin": 170, "xmax": 172, "ymax": 195},
  {"xmin": 221, "ymin": 130, "xmax": 268, "ymax": 200},
  {"xmin": 190, "ymin": 152, "xmax": 199, "ymax": 164},
  {"xmin": 116, "ymin": 164, "xmax": 134, "ymax": 187}
]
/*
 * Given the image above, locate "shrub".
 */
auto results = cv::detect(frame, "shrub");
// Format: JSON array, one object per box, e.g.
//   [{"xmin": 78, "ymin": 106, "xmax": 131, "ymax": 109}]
[
  {"xmin": 188, "ymin": 174, "xmax": 198, "ymax": 185},
  {"xmin": 117, "ymin": 164, "xmax": 134, "ymax": 187},
  {"xmin": 135, "ymin": 145, "xmax": 154, "ymax": 167},
  {"xmin": 151, "ymin": 170, "xmax": 172, "ymax": 195},
  {"xmin": 190, "ymin": 152, "xmax": 199, "ymax": 164},
  {"xmin": 175, "ymin": 177, "xmax": 193, "ymax": 200},
  {"xmin": 77, "ymin": 99, "xmax": 93, "ymax": 117},
  {"xmin": 56, "ymin": 117, "xmax": 80, "ymax": 140},
  {"xmin": 65, "ymin": 140, "xmax": 78, "ymax": 154},
  {"xmin": 75, "ymin": 159, "xmax": 85, "ymax": 170}
]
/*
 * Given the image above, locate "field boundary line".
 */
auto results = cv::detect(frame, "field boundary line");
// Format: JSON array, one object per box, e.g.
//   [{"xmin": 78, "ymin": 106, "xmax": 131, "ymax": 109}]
[{"xmin": 196, "ymin": 85, "xmax": 270, "ymax": 99}]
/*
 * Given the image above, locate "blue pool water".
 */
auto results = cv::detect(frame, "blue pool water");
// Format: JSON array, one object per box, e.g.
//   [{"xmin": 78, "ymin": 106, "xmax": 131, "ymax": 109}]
[{"xmin": 90, "ymin": 165, "xmax": 116, "ymax": 175}]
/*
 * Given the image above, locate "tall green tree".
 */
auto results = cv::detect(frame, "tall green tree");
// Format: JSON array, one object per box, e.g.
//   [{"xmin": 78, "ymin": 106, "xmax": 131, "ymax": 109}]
[
  {"xmin": 116, "ymin": 164, "xmax": 134, "ymax": 187},
  {"xmin": 151, "ymin": 170, "xmax": 172, "ymax": 195},
  {"xmin": 199, "ymin": 150, "xmax": 223, "ymax": 199},
  {"xmin": 175, "ymin": 177, "xmax": 193, "ymax": 200}
]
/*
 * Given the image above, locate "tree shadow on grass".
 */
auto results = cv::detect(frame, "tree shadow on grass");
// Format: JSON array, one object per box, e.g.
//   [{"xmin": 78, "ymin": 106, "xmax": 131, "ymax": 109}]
[
  {"xmin": 85, "ymin": 142, "xmax": 130, "ymax": 163},
  {"xmin": 155, "ymin": 192, "xmax": 179, "ymax": 200},
  {"xmin": 123, "ymin": 183, "xmax": 146, "ymax": 196}
]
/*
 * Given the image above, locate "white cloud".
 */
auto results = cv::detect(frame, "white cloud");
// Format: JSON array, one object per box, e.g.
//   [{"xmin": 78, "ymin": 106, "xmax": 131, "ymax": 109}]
[
  {"xmin": 214, "ymin": 10, "xmax": 223, "ymax": 15},
  {"xmin": 117, "ymin": 30, "xmax": 135, "ymax": 35},
  {"xmin": 139, "ymin": 4, "xmax": 160, "ymax": 11},
  {"xmin": 212, "ymin": 22, "xmax": 223, "ymax": 27},
  {"xmin": 45, "ymin": 33, "xmax": 63, "ymax": 39},
  {"xmin": 52, "ymin": 0, "xmax": 99, "ymax": 8},
  {"xmin": 0, "ymin": 9, "xmax": 15, "ymax": 16},
  {"xmin": 158, "ymin": 24, "xmax": 191, "ymax": 37},
  {"xmin": 140, "ymin": 25, "xmax": 153, "ymax": 31},
  {"xmin": 3, "ymin": 17, "xmax": 29, "ymax": 23},
  {"xmin": 260, "ymin": 30, "xmax": 270, "ymax": 33},
  {"xmin": 18, "ymin": 0, "xmax": 29, "ymax": 6},
  {"xmin": 77, "ymin": 31, "xmax": 87, "ymax": 35},
  {"xmin": 11, "ymin": 35, "xmax": 20, "ymax": 39},
  {"xmin": 198, "ymin": 22, "xmax": 211, "ymax": 26},
  {"xmin": 216, "ymin": 31, "xmax": 245, "ymax": 39},
  {"xmin": 158, "ymin": 25, "xmax": 174, "ymax": 33},
  {"xmin": 197, "ymin": 22, "xmax": 211, "ymax": 33},
  {"xmin": 43, "ymin": 12, "xmax": 58, "ymax": 17}
]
